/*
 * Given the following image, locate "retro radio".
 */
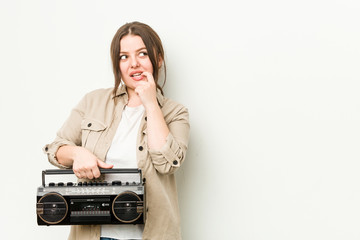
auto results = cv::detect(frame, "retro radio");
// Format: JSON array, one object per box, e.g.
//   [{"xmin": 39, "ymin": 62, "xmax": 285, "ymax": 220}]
[{"xmin": 36, "ymin": 168, "xmax": 145, "ymax": 226}]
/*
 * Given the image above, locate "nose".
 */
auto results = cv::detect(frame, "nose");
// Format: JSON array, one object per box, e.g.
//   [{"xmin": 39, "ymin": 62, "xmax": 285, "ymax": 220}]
[{"xmin": 130, "ymin": 56, "xmax": 139, "ymax": 68}]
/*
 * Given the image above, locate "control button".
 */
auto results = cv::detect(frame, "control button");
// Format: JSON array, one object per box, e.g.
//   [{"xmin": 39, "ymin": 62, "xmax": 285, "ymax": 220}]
[
  {"xmin": 67, "ymin": 182, "xmax": 74, "ymax": 186},
  {"xmin": 49, "ymin": 182, "xmax": 55, "ymax": 187},
  {"xmin": 78, "ymin": 182, "xmax": 83, "ymax": 186},
  {"xmin": 125, "ymin": 182, "xmax": 129, "ymax": 186},
  {"xmin": 173, "ymin": 160, "xmax": 178, "ymax": 165},
  {"xmin": 57, "ymin": 182, "xmax": 64, "ymax": 187},
  {"xmin": 83, "ymin": 182, "xmax": 88, "ymax": 186},
  {"xmin": 112, "ymin": 181, "xmax": 122, "ymax": 186}
]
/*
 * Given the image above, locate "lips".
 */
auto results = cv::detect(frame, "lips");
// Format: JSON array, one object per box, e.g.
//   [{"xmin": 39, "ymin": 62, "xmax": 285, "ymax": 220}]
[
  {"xmin": 130, "ymin": 71, "xmax": 144, "ymax": 81},
  {"xmin": 130, "ymin": 72, "xmax": 142, "ymax": 77}
]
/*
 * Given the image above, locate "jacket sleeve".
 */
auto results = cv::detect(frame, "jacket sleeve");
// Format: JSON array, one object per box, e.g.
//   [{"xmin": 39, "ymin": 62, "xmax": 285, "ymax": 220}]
[
  {"xmin": 43, "ymin": 96, "xmax": 86, "ymax": 169},
  {"xmin": 148, "ymin": 106, "xmax": 190, "ymax": 175}
]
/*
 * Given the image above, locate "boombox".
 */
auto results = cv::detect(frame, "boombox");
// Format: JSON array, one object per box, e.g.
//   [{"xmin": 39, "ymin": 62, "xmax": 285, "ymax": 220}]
[{"xmin": 36, "ymin": 168, "xmax": 145, "ymax": 226}]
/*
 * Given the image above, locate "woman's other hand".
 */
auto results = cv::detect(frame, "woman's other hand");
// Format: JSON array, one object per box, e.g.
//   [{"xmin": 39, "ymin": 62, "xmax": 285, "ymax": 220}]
[{"xmin": 134, "ymin": 71, "xmax": 158, "ymax": 109}]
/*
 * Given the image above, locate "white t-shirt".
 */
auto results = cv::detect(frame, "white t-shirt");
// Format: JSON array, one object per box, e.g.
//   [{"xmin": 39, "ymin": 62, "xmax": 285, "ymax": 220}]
[{"xmin": 101, "ymin": 105, "xmax": 145, "ymax": 240}]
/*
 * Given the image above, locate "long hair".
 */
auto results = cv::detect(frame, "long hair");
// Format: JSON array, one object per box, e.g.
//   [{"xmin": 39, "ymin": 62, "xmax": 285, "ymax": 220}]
[{"xmin": 110, "ymin": 22, "xmax": 166, "ymax": 95}]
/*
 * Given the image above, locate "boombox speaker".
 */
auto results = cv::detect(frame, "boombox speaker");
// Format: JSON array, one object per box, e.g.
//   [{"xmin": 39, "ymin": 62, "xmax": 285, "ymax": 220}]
[{"xmin": 36, "ymin": 168, "xmax": 145, "ymax": 225}]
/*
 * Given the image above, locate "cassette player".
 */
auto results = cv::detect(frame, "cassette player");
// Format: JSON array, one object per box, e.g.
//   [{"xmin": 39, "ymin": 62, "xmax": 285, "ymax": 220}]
[{"xmin": 36, "ymin": 168, "xmax": 145, "ymax": 226}]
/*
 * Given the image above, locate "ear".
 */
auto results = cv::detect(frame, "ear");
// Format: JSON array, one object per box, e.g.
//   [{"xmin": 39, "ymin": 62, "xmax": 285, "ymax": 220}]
[{"xmin": 158, "ymin": 55, "xmax": 163, "ymax": 68}]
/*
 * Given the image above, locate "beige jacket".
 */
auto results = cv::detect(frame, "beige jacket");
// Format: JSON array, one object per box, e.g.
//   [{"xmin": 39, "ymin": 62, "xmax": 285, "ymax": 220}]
[{"xmin": 43, "ymin": 85, "xmax": 190, "ymax": 240}]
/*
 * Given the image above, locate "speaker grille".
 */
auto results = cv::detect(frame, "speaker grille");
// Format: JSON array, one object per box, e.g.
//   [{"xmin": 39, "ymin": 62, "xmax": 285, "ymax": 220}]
[
  {"xmin": 37, "ymin": 193, "xmax": 68, "ymax": 224},
  {"xmin": 112, "ymin": 191, "xmax": 143, "ymax": 223}
]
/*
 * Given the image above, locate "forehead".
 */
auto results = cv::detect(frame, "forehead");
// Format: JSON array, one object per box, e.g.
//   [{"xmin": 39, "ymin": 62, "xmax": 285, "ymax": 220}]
[{"xmin": 120, "ymin": 35, "xmax": 146, "ymax": 51}]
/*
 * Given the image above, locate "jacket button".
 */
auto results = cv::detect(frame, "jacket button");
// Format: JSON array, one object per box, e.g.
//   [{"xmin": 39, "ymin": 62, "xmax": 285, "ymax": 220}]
[
  {"xmin": 138, "ymin": 146, "xmax": 143, "ymax": 151},
  {"xmin": 45, "ymin": 147, "xmax": 48, "ymax": 152},
  {"xmin": 145, "ymin": 117, "xmax": 147, "ymax": 121},
  {"xmin": 173, "ymin": 160, "xmax": 178, "ymax": 165},
  {"xmin": 87, "ymin": 123, "xmax": 92, "ymax": 127}
]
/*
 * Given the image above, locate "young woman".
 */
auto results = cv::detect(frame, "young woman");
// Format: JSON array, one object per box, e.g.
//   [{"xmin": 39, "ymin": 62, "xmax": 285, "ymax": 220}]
[{"xmin": 44, "ymin": 21, "xmax": 190, "ymax": 240}]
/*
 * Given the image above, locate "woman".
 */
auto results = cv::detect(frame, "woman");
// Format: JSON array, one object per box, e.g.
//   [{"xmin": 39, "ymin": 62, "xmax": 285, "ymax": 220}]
[{"xmin": 44, "ymin": 21, "xmax": 190, "ymax": 240}]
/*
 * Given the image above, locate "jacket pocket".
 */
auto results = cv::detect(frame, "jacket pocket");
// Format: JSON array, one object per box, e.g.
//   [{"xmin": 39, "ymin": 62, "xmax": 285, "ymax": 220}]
[{"xmin": 80, "ymin": 118, "xmax": 107, "ymax": 152}]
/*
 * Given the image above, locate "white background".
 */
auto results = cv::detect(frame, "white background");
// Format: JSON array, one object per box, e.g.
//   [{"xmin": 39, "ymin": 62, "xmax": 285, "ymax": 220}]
[{"xmin": 1, "ymin": 0, "xmax": 360, "ymax": 239}]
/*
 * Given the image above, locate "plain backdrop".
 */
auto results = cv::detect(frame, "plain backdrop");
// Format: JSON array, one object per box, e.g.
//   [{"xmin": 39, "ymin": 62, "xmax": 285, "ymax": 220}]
[{"xmin": 1, "ymin": 0, "xmax": 360, "ymax": 239}]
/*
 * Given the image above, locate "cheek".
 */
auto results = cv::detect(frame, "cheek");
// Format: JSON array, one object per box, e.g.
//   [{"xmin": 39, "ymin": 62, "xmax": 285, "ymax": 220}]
[
  {"xmin": 119, "ymin": 62, "xmax": 127, "ymax": 73},
  {"xmin": 143, "ymin": 60, "xmax": 154, "ymax": 73}
]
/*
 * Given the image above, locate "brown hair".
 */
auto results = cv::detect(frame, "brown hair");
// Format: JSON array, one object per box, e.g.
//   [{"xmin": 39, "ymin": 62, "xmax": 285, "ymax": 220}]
[{"xmin": 110, "ymin": 21, "xmax": 166, "ymax": 95}]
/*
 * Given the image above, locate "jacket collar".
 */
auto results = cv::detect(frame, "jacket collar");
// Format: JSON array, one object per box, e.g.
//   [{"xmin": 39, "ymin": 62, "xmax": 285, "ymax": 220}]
[{"xmin": 113, "ymin": 84, "xmax": 165, "ymax": 107}]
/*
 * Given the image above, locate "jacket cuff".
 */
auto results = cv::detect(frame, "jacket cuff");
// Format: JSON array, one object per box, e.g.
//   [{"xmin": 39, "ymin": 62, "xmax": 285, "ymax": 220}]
[
  {"xmin": 148, "ymin": 133, "xmax": 184, "ymax": 174},
  {"xmin": 43, "ymin": 140, "xmax": 75, "ymax": 169}
]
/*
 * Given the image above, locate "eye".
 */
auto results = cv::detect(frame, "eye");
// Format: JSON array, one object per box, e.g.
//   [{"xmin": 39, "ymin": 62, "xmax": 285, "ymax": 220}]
[
  {"xmin": 139, "ymin": 52, "xmax": 148, "ymax": 57},
  {"xmin": 119, "ymin": 55, "xmax": 127, "ymax": 60}
]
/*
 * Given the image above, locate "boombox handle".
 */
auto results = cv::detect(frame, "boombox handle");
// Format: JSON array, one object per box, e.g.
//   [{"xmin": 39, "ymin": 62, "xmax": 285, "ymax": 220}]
[{"xmin": 42, "ymin": 168, "xmax": 142, "ymax": 187}]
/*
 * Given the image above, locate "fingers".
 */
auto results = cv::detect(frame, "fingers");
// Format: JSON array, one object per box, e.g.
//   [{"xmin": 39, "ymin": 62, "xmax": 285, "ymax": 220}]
[
  {"xmin": 86, "ymin": 169, "xmax": 95, "ymax": 179},
  {"xmin": 73, "ymin": 165, "xmax": 98, "ymax": 180},
  {"xmin": 71, "ymin": 147, "xmax": 105, "ymax": 180},
  {"xmin": 141, "ymin": 71, "xmax": 155, "ymax": 83},
  {"xmin": 74, "ymin": 169, "xmax": 86, "ymax": 179},
  {"xmin": 91, "ymin": 167, "xmax": 101, "ymax": 179},
  {"xmin": 73, "ymin": 160, "xmax": 113, "ymax": 180},
  {"xmin": 134, "ymin": 72, "xmax": 157, "ymax": 107},
  {"xmin": 134, "ymin": 84, "xmax": 147, "ymax": 95},
  {"xmin": 97, "ymin": 159, "xmax": 113, "ymax": 169}
]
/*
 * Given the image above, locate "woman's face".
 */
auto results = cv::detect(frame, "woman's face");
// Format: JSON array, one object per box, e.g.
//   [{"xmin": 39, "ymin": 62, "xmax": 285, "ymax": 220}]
[{"xmin": 119, "ymin": 34, "xmax": 153, "ymax": 91}]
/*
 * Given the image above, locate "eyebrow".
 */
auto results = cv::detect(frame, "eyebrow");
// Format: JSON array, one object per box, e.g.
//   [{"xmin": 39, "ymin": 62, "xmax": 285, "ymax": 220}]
[{"xmin": 120, "ymin": 47, "xmax": 147, "ymax": 54}]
